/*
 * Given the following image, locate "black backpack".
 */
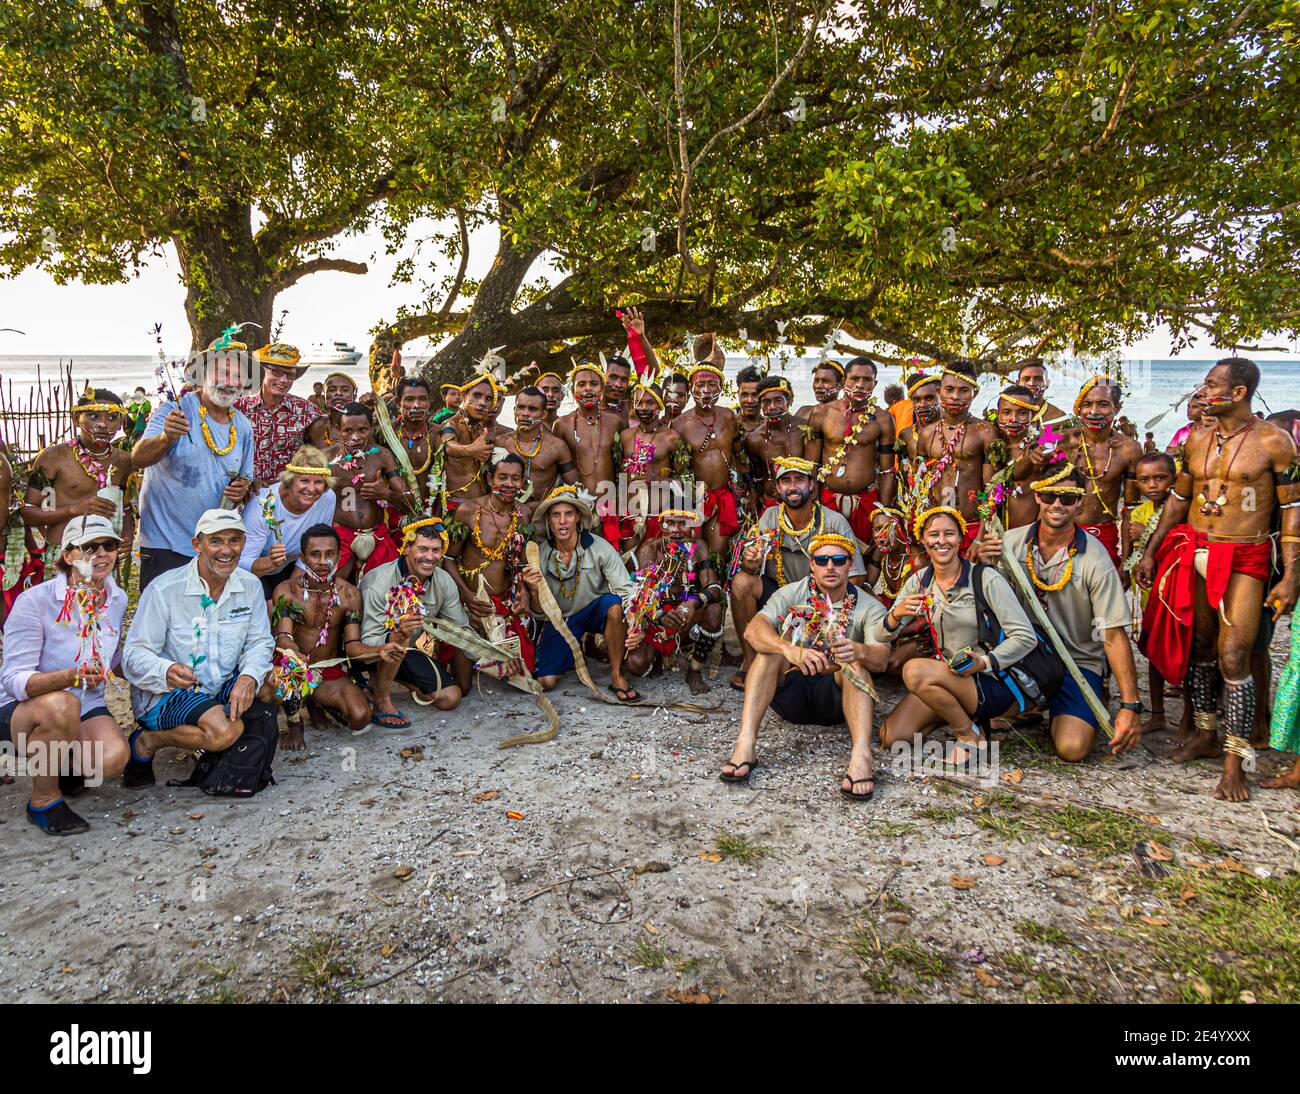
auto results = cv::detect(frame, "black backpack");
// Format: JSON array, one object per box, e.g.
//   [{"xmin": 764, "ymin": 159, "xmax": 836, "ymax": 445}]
[
  {"xmin": 167, "ymin": 703, "xmax": 279, "ymax": 797},
  {"xmin": 968, "ymin": 563, "xmax": 1065, "ymax": 709}
]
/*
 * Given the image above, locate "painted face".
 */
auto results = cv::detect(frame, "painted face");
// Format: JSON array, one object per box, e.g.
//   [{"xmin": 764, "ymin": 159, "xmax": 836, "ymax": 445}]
[
  {"xmin": 514, "ymin": 393, "xmax": 546, "ymax": 431},
  {"xmin": 194, "ymin": 528, "xmax": 245, "ymax": 576},
  {"xmin": 939, "ymin": 374, "xmax": 976, "ymax": 417},
  {"xmin": 922, "ymin": 514, "xmax": 961, "ymax": 564},
  {"xmin": 777, "ymin": 472, "xmax": 813, "ymax": 507},
  {"xmin": 301, "ymin": 535, "xmax": 340, "ymax": 580},
  {"xmin": 1018, "ymin": 367, "xmax": 1047, "ymax": 399},
  {"xmin": 1078, "ymin": 386, "xmax": 1119, "ymax": 431},
  {"xmin": 287, "ymin": 472, "xmax": 328, "ymax": 511},
  {"xmin": 912, "ymin": 383, "xmax": 941, "ymax": 424},
  {"xmin": 573, "ymin": 370, "xmax": 604, "ymax": 410},
  {"xmin": 662, "ymin": 515, "xmax": 692, "ymax": 541},
  {"xmin": 537, "ymin": 376, "xmax": 563, "ymax": 410},
  {"xmin": 489, "ymin": 460, "xmax": 525, "ymax": 503},
  {"xmin": 737, "ymin": 381, "xmax": 761, "ymax": 419},
  {"xmin": 844, "ymin": 365, "xmax": 876, "ymax": 408},
  {"xmin": 760, "ymin": 389, "xmax": 790, "ymax": 421},
  {"xmin": 547, "ymin": 502, "xmax": 580, "ymax": 542},
  {"xmin": 1196, "ymin": 365, "xmax": 1244, "ymax": 417},
  {"xmin": 399, "ymin": 386, "xmax": 431, "ymax": 422},
  {"xmin": 75, "ymin": 408, "xmax": 123, "ymax": 448},
  {"xmin": 1187, "ymin": 394, "xmax": 1207, "ymax": 422},
  {"xmin": 813, "ymin": 366, "xmax": 843, "ymax": 403},
  {"xmin": 663, "ymin": 381, "xmax": 689, "ymax": 417},
  {"xmin": 633, "ymin": 389, "xmax": 661, "ymax": 425},
  {"xmin": 462, "ymin": 381, "xmax": 496, "ymax": 422},
  {"xmin": 1135, "ymin": 461, "xmax": 1174, "ymax": 504},
  {"xmin": 405, "ymin": 532, "xmax": 444, "ymax": 577},
  {"xmin": 604, "ymin": 363, "xmax": 631, "ymax": 402},
  {"xmin": 325, "ymin": 376, "xmax": 357, "ymax": 411},
  {"xmin": 339, "ymin": 413, "xmax": 373, "ymax": 452},
  {"xmin": 690, "ymin": 373, "xmax": 721, "ymax": 409},
  {"xmin": 997, "ymin": 399, "xmax": 1035, "ymax": 437}
]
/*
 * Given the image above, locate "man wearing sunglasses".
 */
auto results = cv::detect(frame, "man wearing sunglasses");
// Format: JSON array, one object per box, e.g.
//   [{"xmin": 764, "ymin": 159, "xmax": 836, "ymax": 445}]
[
  {"xmin": 975, "ymin": 463, "xmax": 1144, "ymax": 762},
  {"xmin": 721, "ymin": 532, "xmax": 888, "ymax": 800}
]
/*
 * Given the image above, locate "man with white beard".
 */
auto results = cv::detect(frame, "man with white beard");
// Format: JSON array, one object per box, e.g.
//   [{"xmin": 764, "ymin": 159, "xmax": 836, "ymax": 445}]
[{"xmin": 132, "ymin": 334, "xmax": 256, "ymax": 589}]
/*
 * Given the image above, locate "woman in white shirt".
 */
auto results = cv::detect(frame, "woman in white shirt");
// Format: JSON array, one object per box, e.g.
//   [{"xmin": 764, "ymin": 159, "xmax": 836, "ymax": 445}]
[
  {"xmin": 240, "ymin": 445, "xmax": 337, "ymax": 598},
  {"xmin": 0, "ymin": 515, "xmax": 130, "ymax": 834}
]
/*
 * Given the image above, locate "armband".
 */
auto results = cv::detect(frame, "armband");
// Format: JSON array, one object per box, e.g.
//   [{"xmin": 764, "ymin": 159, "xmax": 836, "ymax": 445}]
[
  {"xmin": 1171, "ymin": 487, "xmax": 1190, "ymax": 502},
  {"xmin": 1282, "ymin": 500, "xmax": 1300, "ymax": 510},
  {"xmin": 878, "ymin": 443, "xmax": 895, "ymax": 454},
  {"xmin": 1122, "ymin": 469, "xmax": 1136, "ymax": 480},
  {"xmin": 344, "ymin": 610, "xmax": 363, "ymax": 626},
  {"xmin": 810, "ymin": 430, "xmax": 824, "ymax": 441},
  {"xmin": 384, "ymin": 467, "xmax": 404, "ymax": 479},
  {"xmin": 878, "ymin": 467, "xmax": 897, "ymax": 475},
  {"xmin": 557, "ymin": 461, "xmax": 576, "ymax": 474},
  {"xmin": 1278, "ymin": 461, "xmax": 1300, "ymax": 486},
  {"xmin": 705, "ymin": 582, "xmax": 723, "ymax": 605}
]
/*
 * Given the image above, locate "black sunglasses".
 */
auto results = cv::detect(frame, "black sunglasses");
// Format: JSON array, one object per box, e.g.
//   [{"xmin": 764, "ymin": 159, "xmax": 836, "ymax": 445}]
[
  {"xmin": 811, "ymin": 554, "xmax": 851, "ymax": 567},
  {"xmin": 1037, "ymin": 491, "xmax": 1083, "ymax": 507},
  {"xmin": 79, "ymin": 541, "xmax": 120, "ymax": 555}
]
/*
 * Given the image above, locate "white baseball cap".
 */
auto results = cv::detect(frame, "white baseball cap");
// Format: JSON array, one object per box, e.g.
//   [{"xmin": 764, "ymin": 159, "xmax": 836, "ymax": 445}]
[
  {"xmin": 194, "ymin": 509, "xmax": 247, "ymax": 536},
  {"xmin": 61, "ymin": 515, "xmax": 122, "ymax": 552}
]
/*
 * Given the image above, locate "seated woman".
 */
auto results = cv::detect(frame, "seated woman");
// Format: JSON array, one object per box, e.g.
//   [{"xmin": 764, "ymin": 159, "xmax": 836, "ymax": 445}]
[
  {"xmin": 240, "ymin": 445, "xmax": 337, "ymax": 598},
  {"xmin": 875, "ymin": 507, "xmax": 1037, "ymax": 762},
  {"xmin": 0, "ymin": 515, "xmax": 130, "ymax": 834}
]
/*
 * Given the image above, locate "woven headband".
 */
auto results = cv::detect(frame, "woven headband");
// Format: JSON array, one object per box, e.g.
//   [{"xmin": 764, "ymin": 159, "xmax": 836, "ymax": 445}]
[
  {"xmin": 773, "ymin": 456, "xmax": 816, "ymax": 478},
  {"xmin": 1030, "ymin": 462, "xmax": 1086, "ymax": 494},
  {"xmin": 913, "ymin": 505, "xmax": 968, "ymax": 541},
  {"xmin": 284, "ymin": 464, "xmax": 332, "ymax": 476},
  {"xmin": 401, "ymin": 517, "xmax": 448, "ymax": 549},
  {"xmin": 907, "ymin": 374, "xmax": 937, "ymax": 397},
  {"xmin": 809, "ymin": 533, "xmax": 855, "ymax": 555},
  {"xmin": 687, "ymin": 363, "xmax": 725, "ymax": 383},
  {"xmin": 1074, "ymin": 374, "xmax": 1123, "ymax": 415},
  {"xmin": 74, "ymin": 403, "xmax": 125, "ymax": 415}
]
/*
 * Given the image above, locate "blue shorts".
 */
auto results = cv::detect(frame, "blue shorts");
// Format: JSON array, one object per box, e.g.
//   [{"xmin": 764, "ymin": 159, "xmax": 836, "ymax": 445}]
[
  {"xmin": 533, "ymin": 594, "xmax": 621, "ymax": 679},
  {"xmin": 139, "ymin": 675, "xmax": 237, "ymax": 732},
  {"xmin": 973, "ymin": 674, "xmax": 1017, "ymax": 722},
  {"xmin": 1049, "ymin": 667, "xmax": 1105, "ymax": 730}
]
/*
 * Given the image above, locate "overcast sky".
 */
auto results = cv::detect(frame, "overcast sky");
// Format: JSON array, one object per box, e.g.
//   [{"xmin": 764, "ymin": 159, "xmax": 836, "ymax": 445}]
[{"xmin": 4, "ymin": 219, "xmax": 1297, "ymax": 360}]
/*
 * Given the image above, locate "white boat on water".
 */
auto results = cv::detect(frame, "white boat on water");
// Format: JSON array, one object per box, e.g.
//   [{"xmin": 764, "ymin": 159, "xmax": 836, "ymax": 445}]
[{"xmin": 300, "ymin": 341, "xmax": 363, "ymax": 367}]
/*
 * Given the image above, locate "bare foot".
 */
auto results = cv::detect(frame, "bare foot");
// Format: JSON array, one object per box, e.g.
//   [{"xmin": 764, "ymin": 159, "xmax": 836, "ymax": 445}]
[
  {"xmin": 728, "ymin": 670, "xmax": 748, "ymax": 691},
  {"xmin": 1213, "ymin": 766, "xmax": 1251, "ymax": 802},
  {"xmin": 1143, "ymin": 713, "xmax": 1168, "ymax": 733},
  {"xmin": 685, "ymin": 668, "xmax": 710, "ymax": 696},
  {"xmin": 281, "ymin": 721, "xmax": 306, "ymax": 751},
  {"xmin": 1170, "ymin": 732, "xmax": 1221, "ymax": 762},
  {"xmin": 1261, "ymin": 759, "xmax": 1300, "ymax": 790}
]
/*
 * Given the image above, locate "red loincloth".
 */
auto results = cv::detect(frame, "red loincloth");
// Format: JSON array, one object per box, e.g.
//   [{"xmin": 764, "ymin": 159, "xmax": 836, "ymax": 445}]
[
  {"xmin": 1140, "ymin": 524, "xmax": 1273, "ymax": 684},
  {"xmin": 335, "ymin": 521, "xmax": 399, "ymax": 576},
  {"xmin": 702, "ymin": 486, "xmax": 741, "ymax": 538},
  {"xmin": 641, "ymin": 620, "xmax": 679, "ymax": 660},
  {"xmin": 488, "ymin": 593, "xmax": 536, "ymax": 673},
  {"xmin": 820, "ymin": 486, "xmax": 880, "ymax": 542},
  {"xmin": 1079, "ymin": 519, "xmax": 1121, "ymax": 569},
  {"xmin": 600, "ymin": 513, "xmax": 661, "ymax": 548},
  {"xmin": 317, "ymin": 664, "xmax": 350, "ymax": 683},
  {"xmin": 961, "ymin": 519, "xmax": 982, "ymax": 554},
  {"xmin": 759, "ymin": 496, "xmax": 779, "ymax": 514},
  {"xmin": 2, "ymin": 556, "xmax": 44, "ymax": 615}
]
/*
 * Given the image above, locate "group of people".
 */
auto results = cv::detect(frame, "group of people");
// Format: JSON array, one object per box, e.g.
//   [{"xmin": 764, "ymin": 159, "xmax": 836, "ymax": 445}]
[{"xmin": 2, "ymin": 312, "xmax": 1299, "ymax": 834}]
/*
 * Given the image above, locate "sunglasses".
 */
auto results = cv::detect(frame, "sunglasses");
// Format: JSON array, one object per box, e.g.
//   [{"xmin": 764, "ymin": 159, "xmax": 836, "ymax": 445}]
[
  {"xmin": 811, "ymin": 554, "xmax": 851, "ymax": 568},
  {"xmin": 79, "ymin": 541, "xmax": 119, "ymax": 555},
  {"xmin": 1037, "ymin": 492, "xmax": 1083, "ymax": 507}
]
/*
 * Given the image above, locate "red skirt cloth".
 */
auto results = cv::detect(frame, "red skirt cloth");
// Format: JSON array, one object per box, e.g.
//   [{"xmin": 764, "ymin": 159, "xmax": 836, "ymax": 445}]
[
  {"xmin": 2, "ymin": 555, "xmax": 44, "ymax": 615},
  {"xmin": 819, "ymin": 486, "xmax": 880, "ymax": 542},
  {"xmin": 1140, "ymin": 524, "xmax": 1273, "ymax": 684},
  {"xmin": 961, "ymin": 518, "xmax": 982, "ymax": 554},
  {"xmin": 702, "ymin": 486, "xmax": 741, "ymax": 538},
  {"xmin": 600, "ymin": 513, "xmax": 662, "ymax": 549},
  {"xmin": 335, "ymin": 521, "xmax": 399, "ymax": 576},
  {"xmin": 489, "ymin": 593, "xmax": 536, "ymax": 673},
  {"xmin": 759, "ymin": 496, "xmax": 779, "ymax": 514},
  {"xmin": 1079, "ymin": 519, "xmax": 1121, "ymax": 569},
  {"xmin": 642, "ymin": 620, "xmax": 680, "ymax": 660},
  {"xmin": 318, "ymin": 664, "xmax": 350, "ymax": 683}
]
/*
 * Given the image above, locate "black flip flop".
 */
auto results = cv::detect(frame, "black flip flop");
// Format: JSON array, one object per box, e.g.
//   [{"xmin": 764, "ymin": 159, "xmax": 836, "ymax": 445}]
[
  {"xmin": 611, "ymin": 685, "xmax": 642, "ymax": 703},
  {"xmin": 719, "ymin": 758, "xmax": 759, "ymax": 784},
  {"xmin": 839, "ymin": 774, "xmax": 876, "ymax": 801}
]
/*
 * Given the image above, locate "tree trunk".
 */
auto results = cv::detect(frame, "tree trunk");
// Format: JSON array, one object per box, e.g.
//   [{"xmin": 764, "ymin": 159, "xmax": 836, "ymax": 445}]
[{"xmin": 174, "ymin": 205, "xmax": 275, "ymax": 350}]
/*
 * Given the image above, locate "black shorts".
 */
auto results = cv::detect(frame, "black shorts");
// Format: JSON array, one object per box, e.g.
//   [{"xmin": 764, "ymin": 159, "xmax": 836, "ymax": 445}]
[
  {"xmin": 770, "ymin": 670, "xmax": 844, "ymax": 726},
  {"xmin": 395, "ymin": 650, "xmax": 451, "ymax": 695},
  {"xmin": 973, "ymin": 674, "xmax": 1017, "ymax": 722},
  {"xmin": 757, "ymin": 573, "xmax": 781, "ymax": 611},
  {"xmin": 0, "ymin": 700, "xmax": 113, "ymax": 743}
]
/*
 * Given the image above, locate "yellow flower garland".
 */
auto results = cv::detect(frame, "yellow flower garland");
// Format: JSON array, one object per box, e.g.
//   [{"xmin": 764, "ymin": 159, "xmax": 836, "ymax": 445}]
[{"xmin": 199, "ymin": 406, "xmax": 236, "ymax": 456}]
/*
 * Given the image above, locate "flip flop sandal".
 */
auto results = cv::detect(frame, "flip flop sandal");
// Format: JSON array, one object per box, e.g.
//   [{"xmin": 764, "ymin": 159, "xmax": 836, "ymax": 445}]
[
  {"xmin": 719, "ymin": 758, "xmax": 759, "ymax": 784},
  {"xmin": 371, "ymin": 710, "xmax": 411, "ymax": 729},
  {"xmin": 611, "ymin": 685, "xmax": 642, "ymax": 703},
  {"xmin": 839, "ymin": 774, "xmax": 876, "ymax": 801}
]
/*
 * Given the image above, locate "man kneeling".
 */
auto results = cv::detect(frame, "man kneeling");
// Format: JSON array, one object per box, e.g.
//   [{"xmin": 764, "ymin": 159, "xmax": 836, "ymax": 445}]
[
  {"xmin": 721, "ymin": 533, "xmax": 889, "ymax": 800},
  {"xmin": 121, "ymin": 509, "xmax": 276, "ymax": 787}
]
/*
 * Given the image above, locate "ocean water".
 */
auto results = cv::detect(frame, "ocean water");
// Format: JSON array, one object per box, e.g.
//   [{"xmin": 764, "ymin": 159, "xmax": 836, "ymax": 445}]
[{"xmin": 1, "ymin": 353, "xmax": 1296, "ymax": 449}]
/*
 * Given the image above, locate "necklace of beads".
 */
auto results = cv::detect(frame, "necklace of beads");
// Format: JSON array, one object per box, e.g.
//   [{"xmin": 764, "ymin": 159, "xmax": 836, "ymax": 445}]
[
  {"xmin": 820, "ymin": 404, "xmax": 873, "ymax": 481},
  {"xmin": 71, "ymin": 437, "xmax": 112, "ymax": 490},
  {"xmin": 1078, "ymin": 434, "xmax": 1116, "ymax": 517},
  {"xmin": 1197, "ymin": 419, "xmax": 1254, "ymax": 517},
  {"xmin": 548, "ymin": 548, "xmax": 581, "ymax": 600},
  {"xmin": 298, "ymin": 574, "xmax": 339, "ymax": 653},
  {"xmin": 402, "ymin": 421, "xmax": 433, "ymax": 475},
  {"xmin": 199, "ymin": 406, "xmax": 236, "ymax": 456}
]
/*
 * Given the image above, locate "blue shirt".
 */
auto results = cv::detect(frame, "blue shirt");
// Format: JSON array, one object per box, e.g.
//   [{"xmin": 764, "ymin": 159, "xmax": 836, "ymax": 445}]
[{"xmin": 138, "ymin": 392, "xmax": 255, "ymax": 556}]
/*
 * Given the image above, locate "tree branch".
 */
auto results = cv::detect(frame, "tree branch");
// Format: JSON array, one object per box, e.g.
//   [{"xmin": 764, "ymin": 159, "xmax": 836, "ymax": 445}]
[{"xmin": 272, "ymin": 257, "xmax": 368, "ymax": 293}]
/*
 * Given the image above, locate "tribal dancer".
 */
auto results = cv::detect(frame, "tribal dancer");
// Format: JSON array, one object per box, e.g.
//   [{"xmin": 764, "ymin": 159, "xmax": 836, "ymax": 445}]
[
  {"xmin": 536, "ymin": 371, "xmax": 565, "ymax": 429},
  {"xmin": 735, "ymin": 365, "xmax": 766, "ymax": 438},
  {"xmin": 326, "ymin": 402, "xmax": 413, "ymax": 580},
  {"xmin": 806, "ymin": 356, "xmax": 896, "ymax": 549},
  {"xmin": 1063, "ymin": 374, "xmax": 1142, "ymax": 571},
  {"xmin": 500, "ymin": 386, "xmax": 576, "ymax": 506},
  {"xmin": 743, "ymin": 376, "xmax": 804, "ymax": 513},
  {"xmin": 897, "ymin": 371, "xmax": 941, "ymax": 466},
  {"xmin": 909, "ymin": 361, "xmax": 996, "ymax": 554},
  {"xmin": 268, "ymin": 525, "xmax": 377, "ymax": 748},
  {"xmin": 22, "ymin": 387, "xmax": 134, "ymax": 592},
  {"xmin": 444, "ymin": 452, "xmax": 535, "ymax": 672},
  {"xmin": 554, "ymin": 362, "xmax": 623, "ymax": 545},
  {"xmin": 624, "ymin": 509, "xmax": 724, "ymax": 695},
  {"xmin": 1137, "ymin": 358, "xmax": 1300, "ymax": 801},
  {"xmin": 603, "ymin": 355, "xmax": 633, "ymax": 426},
  {"xmin": 440, "ymin": 373, "xmax": 505, "ymax": 513},
  {"xmin": 306, "ymin": 372, "xmax": 360, "ymax": 448},
  {"xmin": 1015, "ymin": 361, "xmax": 1068, "ymax": 424},
  {"xmin": 794, "ymin": 360, "xmax": 844, "ymax": 427},
  {"xmin": 391, "ymin": 377, "xmax": 443, "ymax": 505},
  {"xmin": 672, "ymin": 351, "xmax": 742, "ymax": 556},
  {"xmin": 986, "ymin": 383, "xmax": 1050, "ymax": 530},
  {"xmin": 618, "ymin": 382, "xmax": 687, "ymax": 549},
  {"xmin": 662, "ymin": 372, "xmax": 691, "ymax": 422}
]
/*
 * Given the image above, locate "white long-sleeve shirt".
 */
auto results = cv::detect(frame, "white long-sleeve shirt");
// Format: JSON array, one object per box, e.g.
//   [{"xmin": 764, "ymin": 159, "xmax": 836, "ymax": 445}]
[
  {"xmin": 239, "ymin": 484, "xmax": 337, "ymax": 571},
  {"xmin": 0, "ymin": 573, "xmax": 128, "ymax": 717},
  {"xmin": 122, "ymin": 558, "xmax": 274, "ymax": 717}
]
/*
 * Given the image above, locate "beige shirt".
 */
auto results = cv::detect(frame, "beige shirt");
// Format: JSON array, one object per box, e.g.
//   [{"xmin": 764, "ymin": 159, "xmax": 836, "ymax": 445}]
[
  {"xmin": 755, "ymin": 503, "xmax": 866, "ymax": 584},
  {"xmin": 999, "ymin": 523, "xmax": 1131, "ymax": 676},
  {"xmin": 536, "ymin": 532, "xmax": 635, "ymax": 619},
  {"xmin": 360, "ymin": 558, "xmax": 469, "ymax": 647},
  {"xmin": 759, "ymin": 577, "xmax": 887, "ymax": 646},
  {"xmin": 873, "ymin": 561, "xmax": 1037, "ymax": 671}
]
